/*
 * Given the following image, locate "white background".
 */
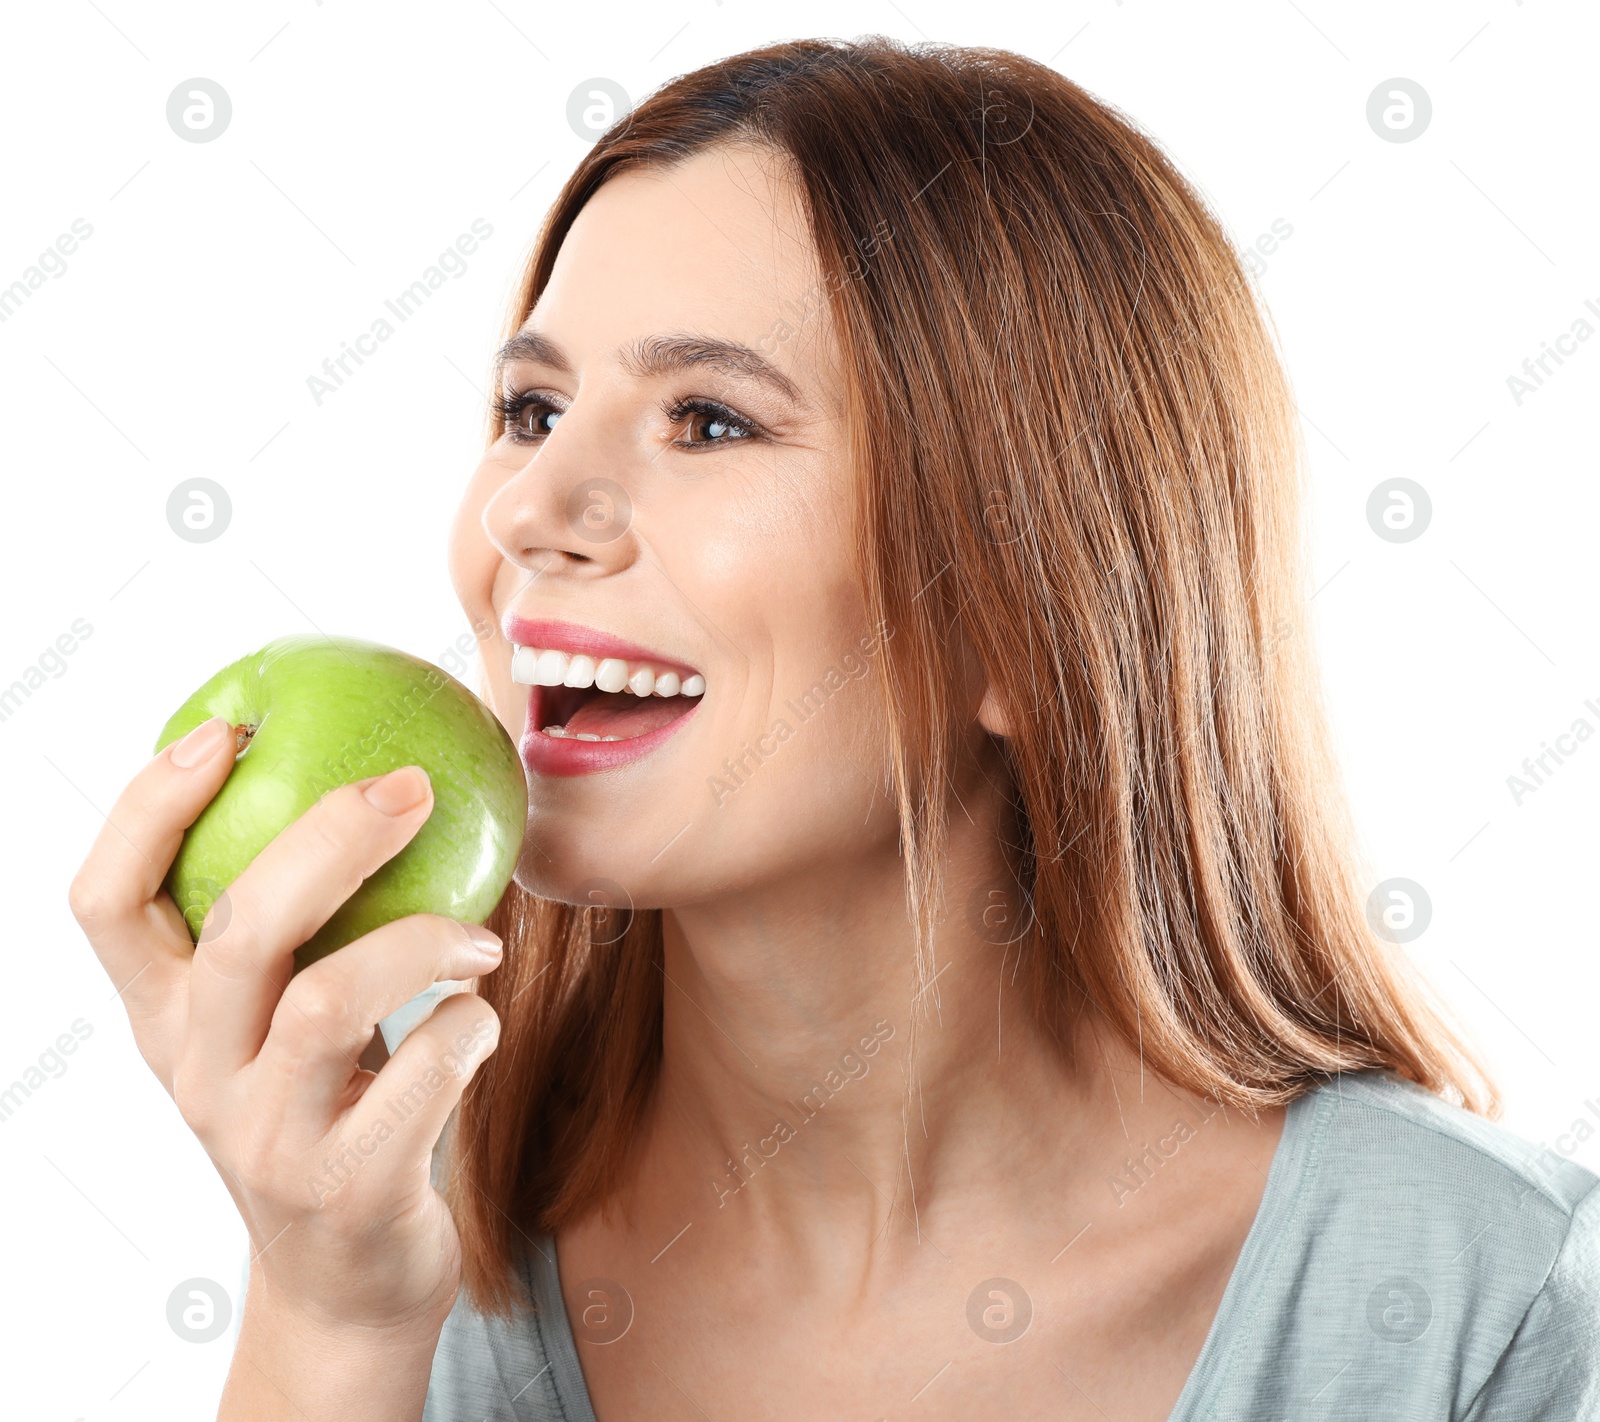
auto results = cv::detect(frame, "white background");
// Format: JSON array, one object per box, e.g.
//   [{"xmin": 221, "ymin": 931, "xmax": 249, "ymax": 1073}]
[{"xmin": 2, "ymin": 0, "xmax": 1596, "ymax": 1416}]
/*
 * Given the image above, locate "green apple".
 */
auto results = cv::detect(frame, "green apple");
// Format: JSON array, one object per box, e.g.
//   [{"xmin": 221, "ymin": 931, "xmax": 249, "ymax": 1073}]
[{"xmin": 154, "ymin": 634, "xmax": 527, "ymax": 972}]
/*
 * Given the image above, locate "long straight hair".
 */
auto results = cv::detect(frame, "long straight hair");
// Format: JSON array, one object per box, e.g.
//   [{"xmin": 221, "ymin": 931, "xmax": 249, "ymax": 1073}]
[{"xmin": 448, "ymin": 35, "xmax": 1496, "ymax": 1316}]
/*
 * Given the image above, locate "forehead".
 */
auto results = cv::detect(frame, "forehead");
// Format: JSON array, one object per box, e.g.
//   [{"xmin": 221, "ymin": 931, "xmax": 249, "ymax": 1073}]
[{"xmin": 531, "ymin": 144, "xmax": 835, "ymax": 379}]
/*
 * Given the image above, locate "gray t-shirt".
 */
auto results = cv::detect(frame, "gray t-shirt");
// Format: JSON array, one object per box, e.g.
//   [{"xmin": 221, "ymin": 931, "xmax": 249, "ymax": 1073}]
[{"xmin": 415, "ymin": 1068, "xmax": 1600, "ymax": 1419}]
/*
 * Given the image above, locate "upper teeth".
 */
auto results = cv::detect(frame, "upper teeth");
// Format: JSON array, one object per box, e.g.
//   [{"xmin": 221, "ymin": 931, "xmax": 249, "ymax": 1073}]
[{"xmin": 509, "ymin": 646, "xmax": 705, "ymax": 698}]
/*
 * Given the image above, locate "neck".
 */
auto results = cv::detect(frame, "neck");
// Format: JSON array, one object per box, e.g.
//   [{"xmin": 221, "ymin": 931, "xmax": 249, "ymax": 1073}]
[{"xmin": 608, "ymin": 789, "xmax": 1117, "ymax": 1271}]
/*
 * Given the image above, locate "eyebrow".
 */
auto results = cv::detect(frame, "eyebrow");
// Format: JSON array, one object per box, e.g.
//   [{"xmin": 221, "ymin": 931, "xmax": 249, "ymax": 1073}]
[{"xmin": 493, "ymin": 328, "xmax": 804, "ymax": 406}]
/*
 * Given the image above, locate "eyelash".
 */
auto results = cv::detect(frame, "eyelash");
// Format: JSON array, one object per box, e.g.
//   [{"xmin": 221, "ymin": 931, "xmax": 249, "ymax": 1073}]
[{"xmin": 492, "ymin": 388, "xmax": 761, "ymax": 450}]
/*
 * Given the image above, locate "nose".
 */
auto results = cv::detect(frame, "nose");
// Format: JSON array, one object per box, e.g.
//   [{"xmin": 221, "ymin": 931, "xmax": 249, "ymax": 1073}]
[{"xmin": 481, "ymin": 438, "xmax": 637, "ymax": 579}]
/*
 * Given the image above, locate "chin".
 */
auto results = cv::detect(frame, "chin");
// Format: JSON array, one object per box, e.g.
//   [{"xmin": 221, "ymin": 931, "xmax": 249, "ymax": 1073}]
[{"xmin": 511, "ymin": 826, "xmax": 654, "ymax": 910}]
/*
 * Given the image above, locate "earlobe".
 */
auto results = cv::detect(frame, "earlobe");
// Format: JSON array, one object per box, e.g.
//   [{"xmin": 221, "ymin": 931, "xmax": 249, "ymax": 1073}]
[{"xmin": 978, "ymin": 684, "xmax": 1013, "ymax": 738}]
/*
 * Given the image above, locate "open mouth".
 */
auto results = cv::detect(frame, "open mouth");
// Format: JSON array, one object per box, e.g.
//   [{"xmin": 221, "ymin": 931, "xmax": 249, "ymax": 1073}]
[{"xmin": 510, "ymin": 645, "xmax": 705, "ymax": 742}]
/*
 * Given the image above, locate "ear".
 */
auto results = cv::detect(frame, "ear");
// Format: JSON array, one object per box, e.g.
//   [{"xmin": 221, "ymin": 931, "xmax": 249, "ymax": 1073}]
[{"xmin": 977, "ymin": 683, "xmax": 1014, "ymax": 739}]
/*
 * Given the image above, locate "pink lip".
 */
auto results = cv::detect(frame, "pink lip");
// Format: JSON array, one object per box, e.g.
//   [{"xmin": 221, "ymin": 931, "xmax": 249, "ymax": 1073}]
[
  {"xmin": 501, "ymin": 614, "xmax": 703, "ymax": 779},
  {"xmin": 500, "ymin": 615, "xmax": 701, "ymax": 680}
]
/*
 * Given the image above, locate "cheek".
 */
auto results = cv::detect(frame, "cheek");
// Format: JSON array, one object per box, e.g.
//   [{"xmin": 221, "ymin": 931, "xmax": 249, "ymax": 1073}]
[
  {"xmin": 447, "ymin": 465, "xmax": 500, "ymax": 615},
  {"xmin": 652, "ymin": 471, "xmax": 869, "ymax": 739},
  {"xmin": 690, "ymin": 660, "xmax": 898, "ymax": 888},
  {"xmin": 447, "ymin": 462, "xmax": 526, "ymax": 734},
  {"xmin": 653, "ymin": 452, "xmax": 858, "ymax": 640},
  {"xmin": 471, "ymin": 555, "xmax": 533, "ymax": 729},
  {"xmin": 670, "ymin": 517, "xmax": 895, "ymax": 866}
]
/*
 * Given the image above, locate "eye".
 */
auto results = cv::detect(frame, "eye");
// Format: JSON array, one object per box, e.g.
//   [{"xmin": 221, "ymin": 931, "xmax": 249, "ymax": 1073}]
[
  {"xmin": 493, "ymin": 388, "xmax": 563, "ymax": 445},
  {"xmin": 664, "ymin": 397, "xmax": 760, "ymax": 451},
  {"xmin": 490, "ymin": 388, "xmax": 764, "ymax": 451}
]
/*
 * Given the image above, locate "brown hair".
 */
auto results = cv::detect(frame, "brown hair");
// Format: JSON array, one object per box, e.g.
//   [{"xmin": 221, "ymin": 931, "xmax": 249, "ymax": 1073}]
[{"xmin": 447, "ymin": 35, "xmax": 1496, "ymax": 1315}]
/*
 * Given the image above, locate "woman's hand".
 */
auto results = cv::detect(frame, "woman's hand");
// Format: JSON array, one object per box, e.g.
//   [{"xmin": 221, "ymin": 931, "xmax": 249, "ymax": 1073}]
[{"xmin": 68, "ymin": 715, "xmax": 504, "ymax": 1416}]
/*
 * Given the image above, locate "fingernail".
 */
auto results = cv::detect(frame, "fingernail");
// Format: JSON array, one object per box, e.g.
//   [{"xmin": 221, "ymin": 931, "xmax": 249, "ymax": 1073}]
[
  {"xmin": 170, "ymin": 716, "xmax": 230, "ymax": 768},
  {"xmin": 361, "ymin": 766, "xmax": 430, "ymax": 815},
  {"xmin": 461, "ymin": 923, "xmax": 503, "ymax": 957}
]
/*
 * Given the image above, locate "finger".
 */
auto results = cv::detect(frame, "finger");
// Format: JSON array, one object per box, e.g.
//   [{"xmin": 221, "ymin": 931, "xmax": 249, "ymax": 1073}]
[
  {"xmin": 341, "ymin": 991, "xmax": 500, "ymax": 1192},
  {"xmin": 186, "ymin": 765, "xmax": 436, "ymax": 1076},
  {"xmin": 68, "ymin": 715, "xmax": 239, "ymax": 1013},
  {"xmin": 251, "ymin": 913, "xmax": 504, "ymax": 1124}
]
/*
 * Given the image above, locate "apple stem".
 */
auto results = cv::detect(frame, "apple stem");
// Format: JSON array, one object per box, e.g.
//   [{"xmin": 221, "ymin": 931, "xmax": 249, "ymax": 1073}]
[{"xmin": 232, "ymin": 722, "xmax": 258, "ymax": 755}]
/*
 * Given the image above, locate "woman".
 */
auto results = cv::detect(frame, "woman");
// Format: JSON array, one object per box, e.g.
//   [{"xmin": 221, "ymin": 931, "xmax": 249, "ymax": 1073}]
[{"xmin": 71, "ymin": 36, "xmax": 1597, "ymax": 1421}]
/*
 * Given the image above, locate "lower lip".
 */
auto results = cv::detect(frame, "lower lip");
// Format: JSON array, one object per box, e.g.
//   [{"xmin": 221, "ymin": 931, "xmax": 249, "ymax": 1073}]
[{"xmin": 517, "ymin": 683, "xmax": 702, "ymax": 778}]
